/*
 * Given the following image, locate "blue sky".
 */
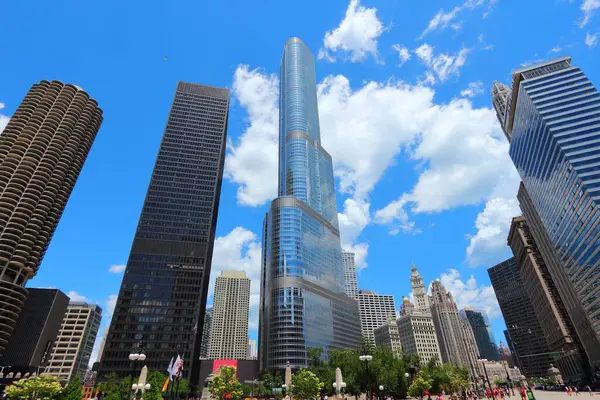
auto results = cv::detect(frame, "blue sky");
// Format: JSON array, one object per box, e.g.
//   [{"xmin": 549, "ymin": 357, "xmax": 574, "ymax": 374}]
[{"xmin": 1, "ymin": 0, "xmax": 599, "ymax": 362}]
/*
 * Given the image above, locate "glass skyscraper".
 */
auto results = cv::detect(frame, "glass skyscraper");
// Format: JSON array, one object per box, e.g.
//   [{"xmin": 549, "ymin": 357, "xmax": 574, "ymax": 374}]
[
  {"xmin": 492, "ymin": 57, "xmax": 600, "ymax": 370},
  {"xmin": 460, "ymin": 308, "xmax": 499, "ymax": 361},
  {"xmin": 99, "ymin": 82, "xmax": 229, "ymax": 389},
  {"xmin": 259, "ymin": 38, "xmax": 360, "ymax": 370}
]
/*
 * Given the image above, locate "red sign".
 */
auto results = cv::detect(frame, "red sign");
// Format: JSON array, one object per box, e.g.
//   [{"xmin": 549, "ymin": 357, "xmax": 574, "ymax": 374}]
[{"xmin": 212, "ymin": 360, "xmax": 238, "ymax": 375}]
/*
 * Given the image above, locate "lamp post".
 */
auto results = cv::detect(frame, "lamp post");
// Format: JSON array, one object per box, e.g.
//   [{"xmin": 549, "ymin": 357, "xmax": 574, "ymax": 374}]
[
  {"xmin": 125, "ymin": 342, "xmax": 146, "ymax": 400},
  {"xmin": 333, "ymin": 382, "xmax": 347, "ymax": 398},
  {"xmin": 359, "ymin": 355, "xmax": 373, "ymax": 400},
  {"xmin": 379, "ymin": 385, "xmax": 384, "ymax": 400},
  {"xmin": 131, "ymin": 383, "xmax": 151, "ymax": 400},
  {"xmin": 478, "ymin": 358, "xmax": 491, "ymax": 390}
]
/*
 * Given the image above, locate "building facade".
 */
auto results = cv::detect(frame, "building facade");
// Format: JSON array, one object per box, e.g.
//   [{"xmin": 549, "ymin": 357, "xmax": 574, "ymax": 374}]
[
  {"xmin": 200, "ymin": 307, "xmax": 213, "ymax": 359},
  {"xmin": 0, "ymin": 289, "xmax": 69, "ymax": 368},
  {"xmin": 208, "ymin": 270, "xmax": 250, "ymax": 360},
  {"xmin": 498, "ymin": 341, "xmax": 515, "ymax": 368},
  {"xmin": 488, "ymin": 258, "xmax": 553, "ymax": 378},
  {"xmin": 0, "ymin": 81, "xmax": 102, "ymax": 355},
  {"xmin": 248, "ymin": 340, "xmax": 257, "ymax": 360},
  {"xmin": 508, "ymin": 216, "xmax": 585, "ymax": 380},
  {"xmin": 95, "ymin": 328, "xmax": 108, "ymax": 363},
  {"xmin": 374, "ymin": 318, "xmax": 402, "ymax": 355},
  {"xmin": 477, "ymin": 359, "xmax": 524, "ymax": 388},
  {"xmin": 492, "ymin": 57, "xmax": 600, "ymax": 369},
  {"xmin": 259, "ymin": 37, "xmax": 361, "ymax": 370},
  {"xmin": 358, "ymin": 290, "xmax": 397, "ymax": 346},
  {"xmin": 460, "ymin": 308, "xmax": 500, "ymax": 361},
  {"xmin": 46, "ymin": 302, "xmax": 102, "ymax": 383},
  {"xmin": 429, "ymin": 281, "xmax": 478, "ymax": 374},
  {"xmin": 100, "ymin": 82, "xmax": 229, "ymax": 385},
  {"xmin": 342, "ymin": 250, "xmax": 359, "ymax": 300}
]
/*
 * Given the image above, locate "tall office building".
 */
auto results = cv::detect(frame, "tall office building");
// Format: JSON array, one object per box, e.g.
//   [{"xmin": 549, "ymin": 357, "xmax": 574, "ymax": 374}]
[
  {"xmin": 260, "ymin": 37, "xmax": 361, "ymax": 370},
  {"xmin": 488, "ymin": 258, "xmax": 553, "ymax": 377},
  {"xmin": 498, "ymin": 341, "xmax": 515, "ymax": 368},
  {"xmin": 429, "ymin": 280, "xmax": 479, "ymax": 376},
  {"xmin": 411, "ymin": 264, "xmax": 430, "ymax": 311},
  {"xmin": 46, "ymin": 302, "xmax": 102, "ymax": 383},
  {"xmin": 358, "ymin": 290, "xmax": 397, "ymax": 345},
  {"xmin": 248, "ymin": 339, "xmax": 257, "ymax": 360},
  {"xmin": 95, "ymin": 327, "xmax": 109, "ymax": 363},
  {"xmin": 342, "ymin": 250, "xmax": 359, "ymax": 300},
  {"xmin": 0, "ymin": 289, "xmax": 69, "ymax": 368},
  {"xmin": 507, "ymin": 216, "xmax": 585, "ymax": 380},
  {"xmin": 460, "ymin": 308, "xmax": 499, "ymax": 361},
  {"xmin": 208, "ymin": 270, "xmax": 250, "ymax": 360},
  {"xmin": 100, "ymin": 82, "xmax": 229, "ymax": 385},
  {"xmin": 374, "ymin": 318, "xmax": 402, "ymax": 355},
  {"xmin": 492, "ymin": 57, "xmax": 600, "ymax": 368},
  {"xmin": 0, "ymin": 81, "xmax": 102, "ymax": 354},
  {"xmin": 199, "ymin": 307, "xmax": 213, "ymax": 359},
  {"xmin": 397, "ymin": 298, "xmax": 442, "ymax": 363}
]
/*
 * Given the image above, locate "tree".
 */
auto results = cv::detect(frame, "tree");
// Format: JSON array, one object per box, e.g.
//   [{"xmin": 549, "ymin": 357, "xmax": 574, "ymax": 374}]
[
  {"xmin": 408, "ymin": 372, "xmax": 432, "ymax": 399},
  {"xmin": 145, "ymin": 371, "xmax": 169, "ymax": 400},
  {"xmin": 291, "ymin": 369, "xmax": 323, "ymax": 400},
  {"xmin": 5, "ymin": 376, "xmax": 62, "ymax": 400},
  {"xmin": 261, "ymin": 370, "xmax": 283, "ymax": 397},
  {"xmin": 209, "ymin": 366, "xmax": 243, "ymax": 400},
  {"xmin": 96, "ymin": 373, "xmax": 131, "ymax": 400},
  {"xmin": 493, "ymin": 378, "xmax": 505, "ymax": 388},
  {"xmin": 58, "ymin": 377, "xmax": 82, "ymax": 400},
  {"xmin": 307, "ymin": 347, "xmax": 334, "ymax": 395},
  {"xmin": 448, "ymin": 368, "xmax": 470, "ymax": 393}
]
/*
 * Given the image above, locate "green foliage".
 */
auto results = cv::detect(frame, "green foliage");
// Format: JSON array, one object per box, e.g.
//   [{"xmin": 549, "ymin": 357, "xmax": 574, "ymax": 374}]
[
  {"xmin": 5, "ymin": 376, "xmax": 63, "ymax": 400},
  {"xmin": 307, "ymin": 347, "xmax": 334, "ymax": 395},
  {"xmin": 145, "ymin": 371, "xmax": 168, "ymax": 400},
  {"xmin": 261, "ymin": 370, "xmax": 283, "ymax": 396},
  {"xmin": 96, "ymin": 372, "xmax": 131, "ymax": 400},
  {"xmin": 408, "ymin": 372, "xmax": 432, "ymax": 399},
  {"xmin": 291, "ymin": 369, "xmax": 324, "ymax": 400},
  {"xmin": 209, "ymin": 366, "xmax": 243, "ymax": 400},
  {"xmin": 58, "ymin": 377, "xmax": 82, "ymax": 400},
  {"xmin": 494, "ymin": 378, "xmax": 506, "ymax": 388}
]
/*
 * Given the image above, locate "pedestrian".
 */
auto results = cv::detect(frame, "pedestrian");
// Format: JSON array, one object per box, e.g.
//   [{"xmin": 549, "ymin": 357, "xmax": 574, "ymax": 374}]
[
  {"xmin": 487, "ymin": 388, "xmax": 492, "ymax": 399},
  {"xmin": 493, "ymin": 389, "xmax": 498, "ymax": 399},
  {"xmin": 520, "ymin": 388, "xmax": 526, "ymax": 400},
  {"xmin": 586, "ymin": 385, "xmax": 593, "ymax": 396},
  {"xmin": 576, "ymin": 387, "xmax": 580, "ymax": 396},
  {"xmin": 568, "ymin": 387, "xmax": 572, "ymax": 396},
  {"xmin": 438, "ymin": 393, "xmax": 444, "ymax": 400}
]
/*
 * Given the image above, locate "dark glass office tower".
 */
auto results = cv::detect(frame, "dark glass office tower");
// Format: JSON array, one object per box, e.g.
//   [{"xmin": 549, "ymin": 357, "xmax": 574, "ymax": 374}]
[
  {"xmin": 492, "ymin": 57, "xmax": 600, "ymax": 370},
  {"xmin": 0, "ymin": 81, "xmax": 102, "ymax": 355},
  {"xmin": 488, "ymin": 258, "xmax": 553, "ymax": 378},
  {"xmin": 260, "ymin": 38, "xmax": 361, "ymax": 371},
  {"xmin": 100, "ymin": 82, "xmax": 229, "ymax": 386},
  {"xmin": 460, "ymin": 308, "xmax": 499, "ymax": 361}
]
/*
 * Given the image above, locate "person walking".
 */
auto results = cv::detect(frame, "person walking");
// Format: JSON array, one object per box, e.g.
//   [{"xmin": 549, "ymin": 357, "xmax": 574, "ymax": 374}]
[
  {"xmin": 519, "ymin": 387, "xmax": 526, "ymax": 400},
  {"xmin": 576, "ymin": 387, "xmax": 580, "ymax": 396},
  {"xmin": 586, "ymin": 385, "xmax": 592, "ymax": 396}
]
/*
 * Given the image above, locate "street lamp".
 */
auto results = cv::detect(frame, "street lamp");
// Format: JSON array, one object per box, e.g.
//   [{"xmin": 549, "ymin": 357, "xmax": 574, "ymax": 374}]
[
  {"xmin": 131, "ymin": 383, "xmax": 151, "ymax": 400},
  {"xmin": 478, "ymin": 358, "xmax": 491, "ymax": 389},
  {"xmin": 125, "ymin": 343, "xmax": 146, "ymax": 400},
  {"xmin": 359, "ymin": 355, "xmax": 373, "ymax": 400},
  {"xmin": 379, "ymin": 385, "xmax": 384, "ymax": 400},
  {"xmin": 333, "ymin": 382, "xmax": 347, "ymax": 397}
]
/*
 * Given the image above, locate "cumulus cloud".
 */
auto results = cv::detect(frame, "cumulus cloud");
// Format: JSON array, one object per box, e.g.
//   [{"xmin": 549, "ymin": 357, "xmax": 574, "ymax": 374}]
[
  {"xmin": 419, "ymin": 7, "xmax": 461, "ymax": 39},
  {"xmin": 225, "ymin": 65, "xmax": 279, "ymax": 206},
  {"xmin": 586, "ymin": 32, "xmax": 598, "ymax": 48},
  {"xmin": 0, "ymin": 102, "xmax": 9, "ymax": 134},
  {"xmin": 318, "ymin": 0, "xmax": 387, "ymax": 62},
  {"xmin": 580, "ymin": 0, "xmax": 600, "ymax": 27},
  {"xmin": 419, "ymin": 0, "xmax": 498, "ymax": 39},
  {"xmin": 68, "ymin": 290, "xmax": 89, "ymax": 302},
  {"xmin": 440, "ymin": 269, "xmax": 501, "ymax": 319},
  {"xmin": 392, "ymin": 44, "xmax": 411, "ymax": 67},
  {"xmin": 460, "ymin": 81, "xmax": 484, "ymax": 97},
  {"xmin": 108, "ymin": 264, "xmax": 126, "ymax": 274},
  {"xmin": 338, "ymin": 198, "xmax": 371, "ymax": 270},
  {"xmin": 209, "ymin": 227, "xmax": 262, "ymax": 331},
  {"xmin": 415, "ymin": 44, "xmax": 470, "ymax": 83}
]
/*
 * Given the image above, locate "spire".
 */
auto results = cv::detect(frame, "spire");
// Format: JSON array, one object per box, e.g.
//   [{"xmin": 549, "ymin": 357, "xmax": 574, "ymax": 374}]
[{"xmin": 410, "ymin": 263, "xmax": 430, "ymax": 311}]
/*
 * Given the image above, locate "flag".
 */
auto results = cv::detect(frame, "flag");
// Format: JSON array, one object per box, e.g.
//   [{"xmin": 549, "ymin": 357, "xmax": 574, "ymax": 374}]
[
  {"xmin": 162, "ymin": 378, "xmax": 170, "ymax": 392},
  {"xmin": 167, "ymin": 357, "xmax": 174, "ymax": 381},
  {"xmin": 174, "ymin": 355, "xmax": 184, "ymax": 379}
]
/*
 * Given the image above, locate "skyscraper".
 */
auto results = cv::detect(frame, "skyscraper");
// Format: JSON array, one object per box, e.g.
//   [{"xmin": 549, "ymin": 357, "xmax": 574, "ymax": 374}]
[
  {"xmin": 507, "ymin": 216, "xmax": 585, "ymax": 380},
  {"xmin": 100, "ymin": 82, "xmax": 229, "ymax": 385},
  {"xmin": 358, "ymin": 290, "xmax": 397, "ymax": 345},
  {"xmin": 342, "ymin": 250, "xmax": 359, "ymax": 300},
  {"xmin": 248, "ymin": 340, "xmax": 257, "ymax": 360},
  {"xmin": 260, "ymin": 37, "xmax": 361, "ymax": 370},
  {"xmin": 429, "ymin": 280, "xmax": 479, "ymax": 377},
  {"xmin": 0, "ymin": 80, "xmax": 102, "ymax": 355},
  {"xmin": 208, "ymin": 270, "xmax": 250, "ymax": 360},
  {"xmin": 199, "ymin": 307, "xmax": 213, "ymax": 359},
  {"xmin": 374, "ymin": 318, "xmax": 402, "ymax": 355},
  {"xmin": 0, "ymin": 288, "xmax": 69, "ymax": 368},
  {"xmin": 492, "ymin": 57, "xmax": 600, "ymax": 368},
  {"xmin": 396, "ymin": 267, "xmax": 442, "ymax": 363},
  {"xmin": 460, "ymin": 308, "xmax": 500, "ymax": 361},
  {"xmin": 46, "ymin": 302, "xmax": 102, "ymax": 383},
  {"xmin": 487, "ymin": 258, "xmax": 552, "ymax": 377}
]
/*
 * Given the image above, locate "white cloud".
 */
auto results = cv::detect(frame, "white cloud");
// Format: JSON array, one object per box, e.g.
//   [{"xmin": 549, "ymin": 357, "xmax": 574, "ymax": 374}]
[
  {"xmin": 105, "ymin": 294, "xmax": 117, "ymax": 316},
  {"xmin": 225, "ymin": 65, "xmax": 279, "ymax": 206},
  {"xmin": 580, "ymin": 0, "xmax": 600, "ymax": 27},
  {"xmin": 318, "ymin": 0, "xmax": 387, "ymax": 63},
  {"xmin": 466, "ymin": 197, "xmax": 520, "ymax": 267},
  {"xmin": 338, "ymin": 198, "xmax": 371, "ymax": 270},
  {"xmin": 392, "ymin": 44, "xmax": 411, "ymax": 67},
  {"xmin": 440, "ymin": 269, "xmax": 501, "ymax": 319},
  {"xmin": 374, "ymin": 196, "xmax": 414, "ymax": 234},
  {"xmin": 551, "ymin": 46, "xmax": 563, "ymax": 53},
  {"xmin": 419, "ymin": 7, "xmax": 461, "ymax": 39},
  {"xmin": 209, "ymin": 227, "xmax": 262, "ymax": 331},
  {"xmin": 108, "ymin": 264, "xmax": 126, "ymax": 274},
  {"xmin": 415, "ymin": 44, "xmax": 470, "ymax": 83},
  {"xmin": 451, "ymin": 21, "xmax": 463, "ymax": 32},
  {"xmin": 586, "ymin": 32, "xmax": 598, "ymax": 47},
  {"xmin": 68, "ymin": 290, "xmax": 89, "ymax": 302},
  {"xmin": 460, "ymin": 81, "xmax": 484, "ymax": 97},
  {"xmin": 0, "ymin": 102, "xmax": 9, "ymax": 134}
]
